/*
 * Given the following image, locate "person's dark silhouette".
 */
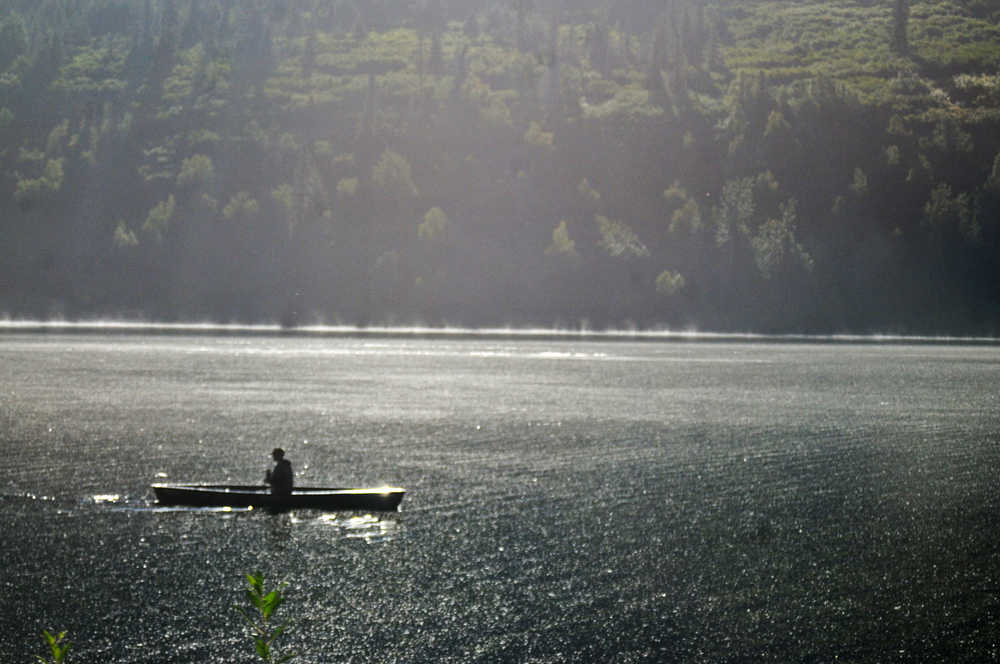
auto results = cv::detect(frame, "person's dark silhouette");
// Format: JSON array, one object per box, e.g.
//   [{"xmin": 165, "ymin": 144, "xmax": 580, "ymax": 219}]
[{"xmin": 265, "ymin": 448, "xmax": 293, "ymax": 495}]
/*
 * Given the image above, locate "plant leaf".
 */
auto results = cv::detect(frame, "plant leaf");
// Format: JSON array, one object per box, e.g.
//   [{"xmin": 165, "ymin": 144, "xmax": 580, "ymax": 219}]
[
  {"xmin": 255, "ymin": 638, "xmax": 270, "ymax": 660},
  {"xmin": 261, "ymin": 590, "xmax": 283, "ymax": 619},
  {"xmin": 247, "ymin": 572, "xmax": 264, "ymax": 596}
]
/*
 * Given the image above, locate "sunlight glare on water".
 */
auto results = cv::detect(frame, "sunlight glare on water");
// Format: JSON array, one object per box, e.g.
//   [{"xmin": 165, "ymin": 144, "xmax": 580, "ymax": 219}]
[{"xmin": 1, "ymin": 331, "xmax": 999, "ymax": 663}]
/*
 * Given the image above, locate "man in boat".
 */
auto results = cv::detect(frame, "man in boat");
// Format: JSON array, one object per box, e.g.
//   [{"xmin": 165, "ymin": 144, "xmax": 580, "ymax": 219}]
[{"xmin": 265, "ymin": 448, "xmax": 293, "ymax": 495}]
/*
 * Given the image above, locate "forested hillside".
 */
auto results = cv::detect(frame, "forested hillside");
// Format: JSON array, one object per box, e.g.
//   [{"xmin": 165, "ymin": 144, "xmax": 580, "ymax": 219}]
[{"xmin": 2, "ymin": 0, "xmax": 1000, "ymax": 333}]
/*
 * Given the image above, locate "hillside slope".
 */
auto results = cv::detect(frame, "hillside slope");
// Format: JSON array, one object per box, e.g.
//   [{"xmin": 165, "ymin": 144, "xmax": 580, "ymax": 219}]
[{"xmin": 1, "ymin": 0, "xmax": 999, "ymax": 333}]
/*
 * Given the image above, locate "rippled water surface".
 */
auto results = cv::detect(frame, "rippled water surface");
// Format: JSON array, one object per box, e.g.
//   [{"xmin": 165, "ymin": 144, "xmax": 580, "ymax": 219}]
[{"xmin": 2, "ymin": 333, "xmax": 999, "ymax": 662}]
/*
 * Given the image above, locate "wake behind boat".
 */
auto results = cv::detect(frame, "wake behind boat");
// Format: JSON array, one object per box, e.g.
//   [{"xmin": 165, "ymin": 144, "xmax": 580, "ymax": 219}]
[{"xmin": 152, "ymin": 483, "xmax": 406, "ymax": 511}]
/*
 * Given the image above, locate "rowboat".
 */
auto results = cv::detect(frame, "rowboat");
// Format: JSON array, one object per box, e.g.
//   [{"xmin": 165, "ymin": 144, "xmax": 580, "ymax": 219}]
[{"xmin": 151, "ymin": 484, "xmax": 406, "ymax": 511}]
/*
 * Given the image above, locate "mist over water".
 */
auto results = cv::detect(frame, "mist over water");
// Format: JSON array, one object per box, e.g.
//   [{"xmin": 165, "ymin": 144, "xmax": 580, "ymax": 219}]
[
  {"xmin": 3, "ymin": 318, "xmax": 998, "ymax": 343},
  {"xmin": 2, "ymin": 332, "xmax": 999, "ymax": 662}
]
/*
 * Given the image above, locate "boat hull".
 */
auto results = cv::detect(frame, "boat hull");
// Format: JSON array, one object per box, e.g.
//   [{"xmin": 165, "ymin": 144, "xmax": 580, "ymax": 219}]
[{"xmin": 152, "ymin": 484, "xmax": 405, "ymax": 511}]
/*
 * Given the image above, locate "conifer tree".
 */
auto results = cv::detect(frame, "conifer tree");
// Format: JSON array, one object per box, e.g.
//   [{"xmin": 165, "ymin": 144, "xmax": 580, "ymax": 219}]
[{"xmin": 891, "ymin": 0, "xmax": 909, "ymax": 55}]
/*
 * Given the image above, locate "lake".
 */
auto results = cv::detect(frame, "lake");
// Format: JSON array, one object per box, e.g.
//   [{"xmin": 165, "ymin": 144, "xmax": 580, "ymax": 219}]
[{"xmin": 2, "ymin": 331, "xmax": 999, "ymax": 662}]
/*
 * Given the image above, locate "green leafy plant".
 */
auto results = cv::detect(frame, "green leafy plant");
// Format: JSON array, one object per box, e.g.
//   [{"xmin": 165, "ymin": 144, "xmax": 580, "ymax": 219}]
[
  {"xmin": 236, "ymin": 572, "xmax": 297, "ymax": 663},
  {"xmin": 35, "ymin": 629, "xmax": 70, "ymax": 663}
]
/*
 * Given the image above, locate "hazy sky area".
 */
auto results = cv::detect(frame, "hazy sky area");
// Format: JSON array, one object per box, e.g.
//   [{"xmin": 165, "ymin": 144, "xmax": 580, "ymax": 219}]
[{"xmin": 1, "ymin": 0, "xmax": 999, "ymax": 334}]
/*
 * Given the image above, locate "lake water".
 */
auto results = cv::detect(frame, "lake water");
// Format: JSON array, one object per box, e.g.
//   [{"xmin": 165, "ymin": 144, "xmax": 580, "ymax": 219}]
[{"xmin": 2, "ymin": 332, "xmax": 999, "ymax": 662}]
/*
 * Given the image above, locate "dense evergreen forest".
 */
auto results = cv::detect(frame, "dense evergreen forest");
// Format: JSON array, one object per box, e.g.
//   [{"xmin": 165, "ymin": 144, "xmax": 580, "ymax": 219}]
[{"xmin": 2, "ymin": 0, "xmax": 1000, "ymax": 333}]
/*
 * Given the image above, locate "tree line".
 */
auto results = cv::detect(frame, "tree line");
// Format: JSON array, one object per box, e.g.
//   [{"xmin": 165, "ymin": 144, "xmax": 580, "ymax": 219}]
[{"xmin": 1, "ymin": 0, "xmax": 999, "ymax": 334}]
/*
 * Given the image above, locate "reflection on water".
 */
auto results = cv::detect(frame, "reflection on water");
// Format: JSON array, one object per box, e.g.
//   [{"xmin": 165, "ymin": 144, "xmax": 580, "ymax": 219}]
[
  {"xmin": 88, "ymin": 494, "xmax": 402, "ymax": 543},
  {"xmin": 266, "ymin": 509, "xmax": 295, "ymax": 546},
  {"xmin": 137, "ymin": 505, "xmax": 254, "ymax": 513},
  {"xmin": 302, "ymin": 512, "xmax": 401, "ymax": 543},
  {"xmin": 0, "ymin": 492, "xmax": 56, "ymax": 503},
  {"xmin": 90, "ymin": 493, "xmax": 121, "ymax": 504},
  {"xmin": 96, "ymin": 494, "xmax": 401, "ymax": 543}
]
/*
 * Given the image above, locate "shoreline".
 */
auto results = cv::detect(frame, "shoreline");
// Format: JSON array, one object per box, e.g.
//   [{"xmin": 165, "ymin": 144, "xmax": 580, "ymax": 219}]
[{"xmin": 0, "ymin": 319, "xmax": 998, "ymax": 346}]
